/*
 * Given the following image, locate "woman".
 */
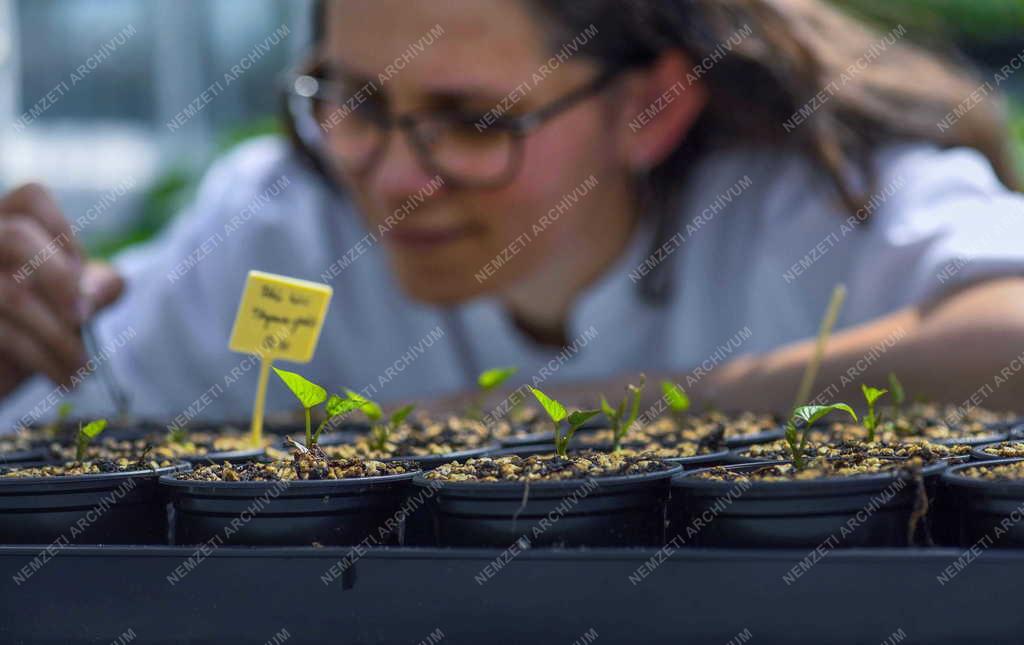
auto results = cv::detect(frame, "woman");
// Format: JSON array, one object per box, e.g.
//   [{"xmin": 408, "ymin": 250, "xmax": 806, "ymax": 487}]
[{"xmin": 2, "ymin": 0, "xmax": 1024, "ymax": 429}]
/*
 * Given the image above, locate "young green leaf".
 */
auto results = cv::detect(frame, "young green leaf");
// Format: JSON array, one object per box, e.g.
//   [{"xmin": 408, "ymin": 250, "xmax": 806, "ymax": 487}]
[
  {"xmin": 861, "ymin": 385, "xmax": 888, "ymax": 408},
  {"xmin": 567, "ymin": 410, "xmax": 600, "ymax": 428},
  {"xmin": 311, "ymin": 394, "xmax": 365, "ymax": 445},
  {"xmin": 661, "ymin": 381, "xmax": 690, "ymax": 414},
  {"xmin": 792, "ymin": 403, "xmax": 858, "ymax": 429},
  {"xmin": 81, "ymin": 419, "xmax": 108, "ymax": 439},
  {"xmin": 390, "ymin": 404, "xmax": 416, "ymax": 428},
  {"xmin": 888, "ymin": 372, "xmax": 905, "ymax": 410},
  {"xmin": 553, "ymin": 407, "xmax": 601, "ymax": 458},
  {"xmin": 75, "ymin": 419, "xmax": 108, "ymax": 462},
  {"xmin": 624, "ymin": 380, "xmax": 644, "ymax": 429},
  {"xmin": 325, "ymin": 394, "xmax": 358, "ymax": 418},
  {"xmin": 44, "ymin": 401, "xmax": 75, "ymax": 439},
  {"xmin": 600, "ymin": 396, "xmax": 617, "ymax": 421},
  {"xmin": 345, "ymin": 389, "xmax": 383, "ymax": 422},
  {"xmin": 273, "ymin": 367, "xmax": 327, "ymax": 409},
  {"xmin": 861, "ymin": 385, "xmax": 888, "ymax": 442},
  {"xmin": 787, "ymin": 403, "xmax": 858, "ymax": 470},
  {"xmin": 167, "ymin": 425, "xmax": 189, "ymax": 445},
  {"xmin": 530, "ymin": 388, "xmax": 567, "ymax": 424},
  {"xmin": 478, "ymin": 367, "xmax": 517, "ymax": 392},
  {"xmin": 604, "ymin": 377, "xmax": 647, "ymax": 451}
]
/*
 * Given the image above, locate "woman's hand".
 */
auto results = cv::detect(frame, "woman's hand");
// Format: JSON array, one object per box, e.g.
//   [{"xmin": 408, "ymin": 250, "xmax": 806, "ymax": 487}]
[{"xmin": 0, "ymin": 183, "xmax": 124, "ymax": 397}]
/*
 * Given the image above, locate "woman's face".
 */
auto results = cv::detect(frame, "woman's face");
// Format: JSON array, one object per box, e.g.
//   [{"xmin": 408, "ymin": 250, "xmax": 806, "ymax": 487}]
[{"xmin": 323, "ymin": 0, "xmax": 635, "ymax": 304}]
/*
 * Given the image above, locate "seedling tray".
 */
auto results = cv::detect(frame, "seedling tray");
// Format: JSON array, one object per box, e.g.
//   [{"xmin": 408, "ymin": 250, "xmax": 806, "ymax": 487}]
[{"xmin": 0, "ymin": 544, "xmax": 1019, "ymax": 644}]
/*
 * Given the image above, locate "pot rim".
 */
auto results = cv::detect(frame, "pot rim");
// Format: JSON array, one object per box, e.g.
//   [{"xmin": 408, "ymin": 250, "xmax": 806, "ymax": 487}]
[
  {"xmin": 159, "ymin": 468, "xmax": 421, "ymax": 491},
  {"xmin": 941, "ymin": 456, "xmax": 1024, "ymax": 489},
  {"xmin": 674, "ymin": 459, "xmax": 947, "ymax": 492},
  {"xmin": 0, "ymin": 446, "xmax": 50, "ymax": 462},
  {"xmin": 381, "ymin": 444, "xmax": 500, "ymax": 463},
  {"xmin": 933, "ymin": 432, "xmax": 1009, "ymax": 447},
  {"xmin": 0, "ymin": 462, "xmax": 190, "ymax": 486},
  {"xmin": 182, "ymin": 447, "xmax": 269, "ymax": 464},
  {"xmin": 728, "ymin": 444, "xmax": 960, "ymax": 463},
  {"xmin": 968, "ymin": 440, "xmax": 1024, "ymax": 462},
  {"xmin": 411, "ymin": 463, "xmax": 682, "ymax": 492},
  {"xmin": 662, "ymin": 448, "xmax": 731, "ymax": 465}
]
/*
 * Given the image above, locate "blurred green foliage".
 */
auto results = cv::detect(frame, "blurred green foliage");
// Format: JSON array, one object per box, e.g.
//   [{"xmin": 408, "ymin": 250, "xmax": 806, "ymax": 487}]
[
  {"xmin": 1013, "ymin": 103, "xmax": 1024, "ymax": 183},
  {"xmin": 833, "ymin": 0, "xmax": 1024, "ymax": 42},
  {"xmin": 88, "ymin": 116, "xmax": 282, "ymax": 258}
]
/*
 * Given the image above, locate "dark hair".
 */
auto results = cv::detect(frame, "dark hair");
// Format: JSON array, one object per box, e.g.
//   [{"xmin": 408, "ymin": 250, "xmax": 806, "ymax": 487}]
[{"xmin": 287, "ymin": 0, "xmax": 1019, "ymax": 301}]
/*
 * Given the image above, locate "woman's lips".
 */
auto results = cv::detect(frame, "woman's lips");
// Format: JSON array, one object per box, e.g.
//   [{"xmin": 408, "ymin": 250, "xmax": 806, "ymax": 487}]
[{"xmin": 386, "ymin": 226, "xmax": 472, "ymax": 248}]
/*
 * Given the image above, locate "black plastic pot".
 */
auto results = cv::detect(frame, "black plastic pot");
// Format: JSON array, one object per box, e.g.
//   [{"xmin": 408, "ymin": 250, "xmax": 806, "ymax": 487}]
[
  {"xmin": 727, "ymin": 444, "xmax": 971, "ymax": 467},
  {"xmin": 498, "ymin": 429, "xmax": 555, "ymax": 448},
  {"xmin": 0, "ymin": 446, "xmax": 48, "ymax": 464},
  {"xmin": 161, "ymin": 470, "xmax": 420, "ymax": 546},
  {"xmin": 0, "ymin": 463, "xmax": 189, "ymax": 544},
  {"xmin": 179, "ymin": 447, "xmax": 268, "ymax": 465},
  {"xmin": 384, "ymin": 445, "xmax": 502, "ymax": 546},
  {"xmin": 670, "ymin": 460, "xmax": 946, "ymax": 548},
  {"xmin": 43, "ymin": 435, "xmax": 273, "ymax": 467},
  {"xmin": 412, "ymin": 464, "xmax": 682, "ymax": 548},
  {"xmin": 662, "ymin": 449, "xmax": 731, "ymax": 469},
  {"xmin": 377, "ymin": 444, "xmax": 499, "ymax": 470},
  {"xmin": 723, "ymin": 426, "xmax": 785, "ymax": 448},
  {"xmin": 969, "ymin": 441, "xmax": 1024, "ymax": 462},
  {"xmin": 939, "ymin": 457, "xmax": 1024, "ymax": 547},
  {"xmin": 487, "ymin": 443, "xmax": 728, "ymax": 469},
  {"xmin": 724, "ymin": 447, "xmax": 782, "ymax": 464},
  {"xmin": 934, "ymin": 432, "xmax": 1009, "ymax": 447}
]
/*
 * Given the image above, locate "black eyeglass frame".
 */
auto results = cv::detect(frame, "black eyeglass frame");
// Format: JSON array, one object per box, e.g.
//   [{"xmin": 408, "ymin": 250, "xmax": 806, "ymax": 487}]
[{"xmin": 282, "ymin": 65, "xmax": 624, "ymax": 189}]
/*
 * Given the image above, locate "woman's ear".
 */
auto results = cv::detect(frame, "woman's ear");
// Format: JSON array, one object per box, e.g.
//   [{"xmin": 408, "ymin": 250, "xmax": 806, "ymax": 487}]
[{"xmin": 614, "ymin": 51, "xmax": 709, "ymax": 171}]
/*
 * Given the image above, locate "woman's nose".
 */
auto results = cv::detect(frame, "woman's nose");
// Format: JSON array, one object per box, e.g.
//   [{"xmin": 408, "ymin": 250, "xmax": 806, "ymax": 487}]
[{"xmin": 366, "ymin": 127, "xmax": 443, "ymax": 204}]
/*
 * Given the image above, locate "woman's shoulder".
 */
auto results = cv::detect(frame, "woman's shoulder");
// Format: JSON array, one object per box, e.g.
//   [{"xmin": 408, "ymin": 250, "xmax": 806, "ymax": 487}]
[
  {"xmin": 673, "ymin": 140, "xmax": 1024, "ymax": 328},
  {"xmin": 689, "ymin": 141, "xmax": 1017, "ymax": 216},
  {"xmin": 192, "ymin": 135, "xmax": 329, "ymax": 220},
  {"xmin": 118, "ymin": 136, "xmax": 375, "ymax": 278}
]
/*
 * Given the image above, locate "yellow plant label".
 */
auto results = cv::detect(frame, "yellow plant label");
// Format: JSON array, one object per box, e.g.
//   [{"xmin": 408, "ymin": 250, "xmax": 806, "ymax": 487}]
[{"xmin": 228, "ymin": 270, "xmax": 333, "ymax": 363}]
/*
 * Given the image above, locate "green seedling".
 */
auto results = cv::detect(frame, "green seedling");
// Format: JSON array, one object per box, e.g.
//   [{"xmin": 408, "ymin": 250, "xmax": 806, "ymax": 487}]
[
  {"xmin": 888, "ymin": 372, "xmax": 905, "ymax": 416},
  {"xmin": 274, "ymin": 368, "xmax": 363, "ymax": 449},
  {"xmin": 345, "ymin": 390, "xmax": 415, "ymax": 452},
  {"xmin": 661, "ymin": 381, "xmax": 690, "ymax": 424},
  {"xmin": 784, "ymin": 404, "xmax": 858, "ymax": 470},
  {"xmin": 43, "ymin": 402, "xmax": 74, "ymax": 440},
  {"xmin": 76, "ymin": 419, "xmax": 108, "ymax": 462},
  {"xmin": 601, "ymin": 375, "xmax": 646, "ymax": 451},
  {"xmin": 167, "ymin": 425, "xmax": 189, "ymax": 445},
  {"xmin": 530, "ymin": 387, "xmax": 600, "ymax": 458},
  {"xmin": 471, "ymin": 366, "xmax": 518, "ymax": 420},
  {"xmin": 861, "ymin": 384, "xmax": 889, "ymax": 442},
  {"xmin": 274, "ymin": 367, "xmax": 326, "ymax": 448}
]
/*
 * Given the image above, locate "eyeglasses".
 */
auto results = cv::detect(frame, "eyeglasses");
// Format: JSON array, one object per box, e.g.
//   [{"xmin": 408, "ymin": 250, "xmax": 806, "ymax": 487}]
[{"xmin": 283, "ymin": 65, "xmax": 621, "ymax": 188}]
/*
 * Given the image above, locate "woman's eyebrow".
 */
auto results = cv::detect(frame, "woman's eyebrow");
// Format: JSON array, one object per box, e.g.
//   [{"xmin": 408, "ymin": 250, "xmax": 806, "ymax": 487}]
[
  {"xmin": 419, "ymin": 86, "xmax": 516, "ymax": 110},
  {"xmin": 318, "ymin": 61, "xmax": 375, "ymax": 85},
  {"xmin": 320, "ymin": 59, "xmax": 518, "ymax": 106}
]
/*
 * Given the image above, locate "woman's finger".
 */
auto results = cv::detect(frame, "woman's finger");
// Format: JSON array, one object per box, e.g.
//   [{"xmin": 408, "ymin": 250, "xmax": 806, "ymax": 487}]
[
  {"xmin": 0, "ymin": 317, "xmax": 74, "ymax": 387},
  {"xmin": 80, "ymin": 261, "xmax": 126, "ymax": 319},
  {"xmin": 0, "ymin": 183, "xmax": 84, "ymax": 262},
  {"xmin": 0, "ymin": 215, "xmax": 83, "ymax": 327},
  {"xmin": 0, "ymin": 275, "xmax": 86, "ymax": 373}
]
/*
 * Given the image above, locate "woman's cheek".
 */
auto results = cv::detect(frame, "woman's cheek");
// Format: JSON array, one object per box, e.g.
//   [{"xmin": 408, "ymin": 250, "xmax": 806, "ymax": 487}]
[{"xmin": 479, "ymin": 129, "xmax": 593, "ymax": 248}]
